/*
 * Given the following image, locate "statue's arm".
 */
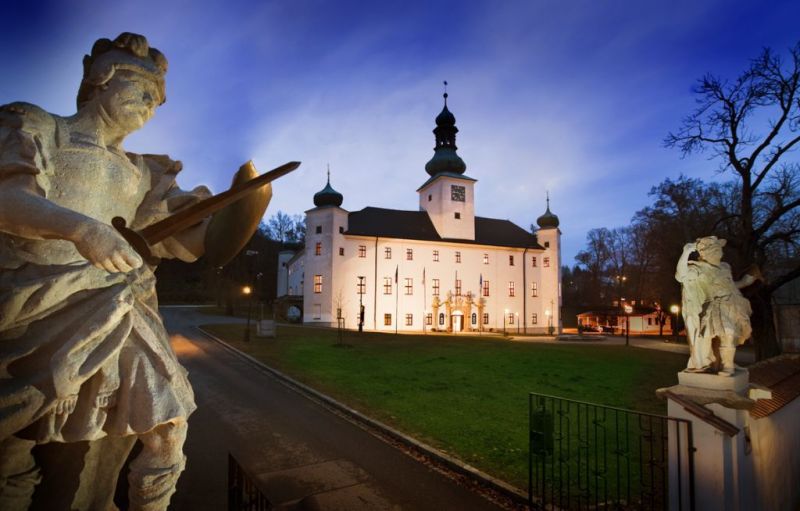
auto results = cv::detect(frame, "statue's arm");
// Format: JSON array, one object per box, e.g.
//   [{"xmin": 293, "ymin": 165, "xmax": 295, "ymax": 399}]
[
  {"xmin": 0, "ymin": 174, "xmax": 143, "ymax": 272},
  {"xmin": 675, "ymin": 242, "xmax": 697, "ymax": 283}
]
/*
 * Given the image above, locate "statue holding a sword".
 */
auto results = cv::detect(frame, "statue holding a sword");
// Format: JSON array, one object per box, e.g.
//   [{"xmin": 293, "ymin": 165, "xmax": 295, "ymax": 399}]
[{"xmin": 0, "ymin": 32, "xmax": 297, "ymax": 510}]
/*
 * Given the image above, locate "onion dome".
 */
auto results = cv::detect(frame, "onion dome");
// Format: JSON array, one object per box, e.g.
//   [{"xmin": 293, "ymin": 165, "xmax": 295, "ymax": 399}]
[
  {"xmin": 425, "ymin": 83, "xmax": 467, "ymax": 176},
  {"xmin": 537, "ymin": 194, "xmax": 560, "ymax": 229},
  {"xmin": 313, "ymin": 169, "xmax": 343, "ymax": 207}
]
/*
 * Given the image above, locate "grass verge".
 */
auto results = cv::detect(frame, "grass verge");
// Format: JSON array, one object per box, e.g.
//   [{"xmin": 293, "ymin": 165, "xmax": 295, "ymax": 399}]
[{"xmin": 200, "ymin": 324, "xmax": 685, "ymax": 488}]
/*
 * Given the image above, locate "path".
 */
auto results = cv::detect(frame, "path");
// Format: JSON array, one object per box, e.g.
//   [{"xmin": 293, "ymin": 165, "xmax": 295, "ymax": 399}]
[{"xmin": 165, "ymin": 307, "xmax": 504, "ymax": 511}]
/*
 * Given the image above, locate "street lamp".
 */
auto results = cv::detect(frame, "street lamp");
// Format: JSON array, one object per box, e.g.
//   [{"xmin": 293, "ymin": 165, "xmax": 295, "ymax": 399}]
[
  {"xmin": 358, "ymin": 275, "xmax": 365, "ymax": 333},
  {"xmin": 503, "ymin": 308, "xmax": 508, "ymax": 336},
  {"xmin": 243, "ymin": 285, "xmax": 253, "ymax": 342},
  {"xmin": 670, "ymin": 304, "xmax": 680, "ymax": 344},
  {"xmin": 623, "ymin": 304, "xmax": 633, "ymax": 347}
]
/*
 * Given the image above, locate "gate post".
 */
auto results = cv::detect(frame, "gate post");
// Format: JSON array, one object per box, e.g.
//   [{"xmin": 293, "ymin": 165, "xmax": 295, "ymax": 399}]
[{"xmin": 659, "ymin": 370, "xmax": 767, "ymax": 511}]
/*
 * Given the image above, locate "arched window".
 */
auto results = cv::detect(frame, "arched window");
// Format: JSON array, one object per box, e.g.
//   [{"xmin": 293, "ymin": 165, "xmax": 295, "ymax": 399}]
[
  {"xmin": 471, "ymin": 313, "xmax": 477, "ymax": 324},
  {"xmin": 439, "ymin": 313, "xmax": 445, "ymax": 325}
]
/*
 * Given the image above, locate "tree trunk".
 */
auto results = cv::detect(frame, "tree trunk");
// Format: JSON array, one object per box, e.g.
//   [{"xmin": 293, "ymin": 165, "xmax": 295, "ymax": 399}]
[{"xmin": 749, "ymin": 288, "xmax": 781, "ymax": 360}]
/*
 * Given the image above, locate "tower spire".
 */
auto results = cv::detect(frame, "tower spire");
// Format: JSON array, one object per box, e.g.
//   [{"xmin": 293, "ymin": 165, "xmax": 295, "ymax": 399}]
[{"xmin": 424, "ymin": 82, "xmax": 466, "ymax": 177}]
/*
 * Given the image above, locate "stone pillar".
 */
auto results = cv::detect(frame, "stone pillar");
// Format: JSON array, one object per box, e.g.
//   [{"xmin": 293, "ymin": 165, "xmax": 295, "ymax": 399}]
[{"xmin": 659, "ymin": 370, "xmax": 768, "ymax": 511}]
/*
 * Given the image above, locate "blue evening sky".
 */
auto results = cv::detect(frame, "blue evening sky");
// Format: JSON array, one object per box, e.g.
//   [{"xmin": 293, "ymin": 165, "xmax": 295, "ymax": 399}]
[{"xmin": 1, "ymin": 0, "xmax": 798, "ymax": 263}]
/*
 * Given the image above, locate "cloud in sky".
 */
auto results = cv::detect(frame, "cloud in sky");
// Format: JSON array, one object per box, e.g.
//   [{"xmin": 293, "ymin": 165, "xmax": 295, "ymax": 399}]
[{"xmin": 1, "ymin": 0, "xmax": 798, "ymax": 262}]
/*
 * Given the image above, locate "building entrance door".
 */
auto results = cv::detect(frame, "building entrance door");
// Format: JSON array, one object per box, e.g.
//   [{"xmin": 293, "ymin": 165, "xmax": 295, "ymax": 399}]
[{"xmin": 452, "ymin": 313, "xmax": 463, "ymax": 332}]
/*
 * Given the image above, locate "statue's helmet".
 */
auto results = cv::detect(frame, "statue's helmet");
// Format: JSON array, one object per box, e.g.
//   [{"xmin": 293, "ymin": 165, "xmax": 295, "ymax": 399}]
[
  {"xmin": 696, "ymin": 236, "xmax": 726, "ymax": 253},
  {"xmin": 77, "ymin": 32, "xmax": 167, "ymax": 109}
]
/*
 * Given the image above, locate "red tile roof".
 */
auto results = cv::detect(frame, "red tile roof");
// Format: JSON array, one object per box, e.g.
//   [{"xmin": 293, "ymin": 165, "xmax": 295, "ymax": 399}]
[{"xmin": 748, "ymin": 354, "xmax": 800, "ymax": 419}]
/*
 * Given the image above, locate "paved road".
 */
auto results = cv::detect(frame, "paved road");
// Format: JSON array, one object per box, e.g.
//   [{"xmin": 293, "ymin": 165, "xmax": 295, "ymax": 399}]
[{"xmin": 165, "ymin": 307, "xmax": 504, "ymax": 511}]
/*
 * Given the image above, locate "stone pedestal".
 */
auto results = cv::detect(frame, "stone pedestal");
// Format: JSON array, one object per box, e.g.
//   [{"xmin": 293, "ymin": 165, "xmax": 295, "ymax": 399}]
[{"xmin": 660, "ymin": 370, "xmax": 758, "ymax": 511}]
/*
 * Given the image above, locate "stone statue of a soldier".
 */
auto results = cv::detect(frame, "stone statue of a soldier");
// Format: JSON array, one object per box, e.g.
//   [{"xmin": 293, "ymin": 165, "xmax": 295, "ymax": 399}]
[
  {"xmin": 675, "ymin": 236, "xmax": 759, "ymax": 375},
  {"xmin": 0, "ymin": 33, "xmax": 271, "ymax": 510}
]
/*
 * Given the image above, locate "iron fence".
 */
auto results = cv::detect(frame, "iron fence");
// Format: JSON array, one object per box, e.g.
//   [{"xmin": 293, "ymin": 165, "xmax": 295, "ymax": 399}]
[
  {"xmin": 228, "ymin": 453, "xmax": 271, "ymax": 510},
  {"xmin": 528, "ymin": 393, "xmax": 695, "ymax": 510}
]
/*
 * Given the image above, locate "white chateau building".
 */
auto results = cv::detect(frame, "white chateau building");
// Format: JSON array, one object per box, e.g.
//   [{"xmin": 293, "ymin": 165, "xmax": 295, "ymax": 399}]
[{"xmin": 278, "ymin": 94, "xmax": 562, "ymax": 334}]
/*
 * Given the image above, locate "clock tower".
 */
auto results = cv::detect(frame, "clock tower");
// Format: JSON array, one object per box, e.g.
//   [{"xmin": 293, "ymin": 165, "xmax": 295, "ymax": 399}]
[{"xmin": 418, "ymin": 90, "xmax": 476, "ymax": 240}]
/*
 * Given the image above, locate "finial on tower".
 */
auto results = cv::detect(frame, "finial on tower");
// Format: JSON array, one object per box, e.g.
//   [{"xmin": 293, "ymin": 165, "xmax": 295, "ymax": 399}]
[
  {"xmin": 326, "ymin": 163, "xmax": 330, "ymax": 183},
  {"xmin": 546, "ymin": 190, "xmax": 550, "ymax": 209},
  {"xmin": 443, "ymin": 80, "xmax": 448, "ymax": 105}
]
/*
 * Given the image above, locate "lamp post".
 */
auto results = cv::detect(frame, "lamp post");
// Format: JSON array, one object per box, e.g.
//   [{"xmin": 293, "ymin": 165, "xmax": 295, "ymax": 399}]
[
  {"xmin": 243, "ymin": 285, "xmax": 252, "ymax": 342},
  {"xmin": 515, "ymin": 312, "xmax": 519, "ymax": 335},
  {"xmin": 358, "ymin": 275, "xmax": 365, "ymax": 333},
  {"xmin": 623, "ymin": 304, "xmax": 633, "ymax": 347},
  {"xmin": 670, "ymin": 304, "xmax": 680, "ymax": 344},
  {"xmin": 503, "ymin": 308, "xmax": 508, "ymax": 336}
]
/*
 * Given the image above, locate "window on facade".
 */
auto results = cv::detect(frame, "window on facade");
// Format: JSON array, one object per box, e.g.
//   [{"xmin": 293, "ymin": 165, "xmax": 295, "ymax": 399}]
[
  {"xmin": 313, "ymin": 304, "xmax": 321, "ymax": 319},
  {"xmin": 532, "ymin": 313, "xmax": 538, "ymax": 324},
  {"xmin": 433, "ymin": 250, "xmax": 439, "ymax": 262},
  {"xmin": 531, "ymin": 282, "xmax": 538, "ymax": 297},
  {"xmin": 509, "ymin": 255, "xmax": 515, "ymax": 266},
  {"xmin": 483, "ymin": 313, "xmax": 489, "ymax": 325},
  {"xmin": 405, "ymin": 278, "xmax": 413, "ymax": 295},
  {"xmin": 532, "ymin": 256, "xmax": 537, "ymax": 267},
  {"xmin": 455, "ymin": 251, "xmax": 461, "ymax": 263},
  {"xmin": 315, "ymin": 242, "xmax": 322, "ymax": 256},
  {"xmin": 455, "ymin": 279, "xmax": 462, "ymax": 296},
  {"xmin": 385, "ymin": 247, "xmax": 392, "ymax": 259},
  {"xmin": 471, "ymin": 313, "xmax": 477, "ymax": 325},
  {"xmin": 384, "ymin": 314, "xmax": 392, "ymax": 326},
  {"xmin": 313, "ymin": 275, "xmax": 322, "ymax": 294},
  {"xmin": 338, "ymin": 247, "xmax": 344, "ymax": 256},
  {"xmin": 315, "ymin": 225, "xmax": 322, "ymax": 234},
  {"xmin": 428, "ymin": 194, "xmax": 432, "ymax": 202},
  {"xmin": 405, "ymin": 314, "xmax": 413, "ymax": 326},
  {"xmin": 357, "ymin": 279, "xmax": 366, "ymax": 295},
  {"xmin": 454, "ymin": 212, "xmax": 461, "ymax": 219},
  {"xmin": 508, "ymin": 313, "xmax": 515, "ymax": 324},
  {"xmin": 483, "ymin": 253, "xmax": 489, "ymax": 264},
  {"xmin": 508, "ymin": 281, "xmax": 515, "ymax": 297},
  {"xmin": 358, "ymin": 245, "xmax": 366, "ymax": 258},
  {"xmin": 383, "ymin": 277, "xmax": 392, "ymax": 295},
  {"xmin": 544, "ymin": 241, "xmax": 550, "ymax": 248},
  {"xmin": 432, "ymin": 278, "xmax": 440, "ymax": 296},
  {"xmin": 544, "ymin": 257, "xmax": 550, "ymax": 267},
  {"xmin": 336, "ymin": 308, "xmax": 342, "ymax": 319},
  {"xmin": 482, "ymin": 280, "xmax": 490, "ymax": 297},
  {"xmin": 439, "ymin": 313, "xmax": 445, "ymax": 325},
  {"xmin": 406, "ymin": 248, "xmax": 413, "ymax": 260},
  {"xmin": 339, "ymin": 226, "xmax": 344, "ymax": 234},
  {"xmin": 426, "ymin": 313, "xmax": 432, "ymax": 325}
]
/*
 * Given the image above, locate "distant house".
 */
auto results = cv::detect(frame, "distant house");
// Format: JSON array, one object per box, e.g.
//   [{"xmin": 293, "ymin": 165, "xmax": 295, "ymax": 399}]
[{"xmin": 577, "ymin": 306, "xmax": 673, "ymax": 335}]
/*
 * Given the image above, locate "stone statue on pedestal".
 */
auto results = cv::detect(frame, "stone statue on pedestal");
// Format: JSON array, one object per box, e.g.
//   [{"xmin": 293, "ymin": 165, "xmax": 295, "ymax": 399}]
[
  {"xmin": 675, "ymin": 236, "xmax": 758, "ymax": 375},
  {"xmin": 0, "ymin": 33, "xmax": 271, "ymax": 510}
]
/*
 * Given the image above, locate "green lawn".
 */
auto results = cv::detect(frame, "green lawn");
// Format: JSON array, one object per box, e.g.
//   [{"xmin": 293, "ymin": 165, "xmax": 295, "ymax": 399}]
[{"xmin": 200, "ymin": 324, "xmax": 685, "ymax": 489}]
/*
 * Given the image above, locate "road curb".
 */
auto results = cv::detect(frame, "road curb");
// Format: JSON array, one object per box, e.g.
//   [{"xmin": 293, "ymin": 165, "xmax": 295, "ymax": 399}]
[{"xmin": 194, "ymin": 326, "xmax": 530, "ymax": 509}]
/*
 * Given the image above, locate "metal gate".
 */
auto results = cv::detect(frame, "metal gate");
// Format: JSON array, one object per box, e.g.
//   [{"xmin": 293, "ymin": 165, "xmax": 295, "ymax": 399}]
[{"xmin": 528, "ymin": 393, "xmax": 695, "ymax": 510}]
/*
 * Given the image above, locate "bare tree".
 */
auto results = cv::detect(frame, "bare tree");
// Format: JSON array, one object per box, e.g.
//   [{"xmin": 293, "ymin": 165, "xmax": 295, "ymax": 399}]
[{"xmin": 666, "ymin": 42, "xmax": 800, "ymax": 359}]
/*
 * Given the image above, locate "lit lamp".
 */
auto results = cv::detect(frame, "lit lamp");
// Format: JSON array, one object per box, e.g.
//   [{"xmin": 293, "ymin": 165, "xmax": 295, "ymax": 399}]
[
  {"xmin": 670, "ymin": 304, "xmax": 680, "ymax": 344},
  {"xmin": 503, "ymin": 308, "xmax": 509, "ymax": 336},
  {"xmin": 623, "ymin": 303, "xmax": 633, "ymax": 347},
  {"xmin": 243, "ymin": 285, "xmax": 252, "ymax": 342}
]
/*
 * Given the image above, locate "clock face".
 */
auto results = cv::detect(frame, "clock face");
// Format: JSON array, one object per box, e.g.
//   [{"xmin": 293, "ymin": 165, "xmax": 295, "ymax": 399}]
[{"xmin": 451, "ymin": 185, "xmax": 466, "ymax": 202}]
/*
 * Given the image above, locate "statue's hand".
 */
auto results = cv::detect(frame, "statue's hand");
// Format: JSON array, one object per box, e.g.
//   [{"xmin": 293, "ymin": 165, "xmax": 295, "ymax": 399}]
[
  {"xmin": 72, "ymin": 221, "xmax": 144, "ymax": 273},
  {"xmin": 683, "ymin": 242, "xmax": 697, "ymax": 253}
]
